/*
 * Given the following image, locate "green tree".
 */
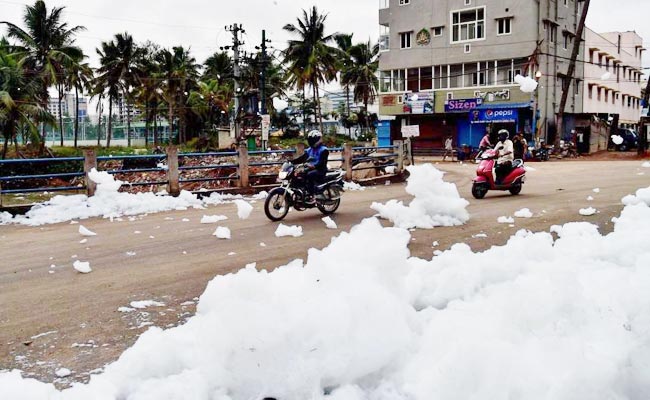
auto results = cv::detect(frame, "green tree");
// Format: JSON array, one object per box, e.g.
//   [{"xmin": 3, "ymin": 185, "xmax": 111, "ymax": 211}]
[
  {"xmin": 134, "ymin": 42, "xmax": 163, "ymax": 146},
  {"xmin": 1, "ymin": 0, "xmax": 84, "ymax": 153},
  {"xmin": 95, "ymin": 40, "xmax": 122, "ymax": 148},
  {"xmin": 334, "ymin": 33, "xmax": 353, "ymax": 121},
  {"xmin": 341, "ymin": 41, "xmax": 379, "ymax": 132},
  {"xmin": 283, "ymin": 6, "xmax": 338, "ymax": 134},
  {"xmin": 203, "ymin": 51, "xmax": 232, "ymax": 86},
  {"xmin": 65, "ymin": 54, "xmax": 93, "ymax": 148}
]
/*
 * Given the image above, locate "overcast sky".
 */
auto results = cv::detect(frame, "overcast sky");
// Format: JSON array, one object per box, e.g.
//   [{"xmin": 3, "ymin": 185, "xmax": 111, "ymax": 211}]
[{"xmin": 1, "ymin": 0, "xmax": 648, "ymax": 73}]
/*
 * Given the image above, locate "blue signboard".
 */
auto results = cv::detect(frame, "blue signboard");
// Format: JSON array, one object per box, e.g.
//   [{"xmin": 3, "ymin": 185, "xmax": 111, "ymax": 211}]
[
  {"xmin": 470, "ymin": 108, "xmax": 518, "ymax": 124},
  {"xmin": 444, "ymin": 98, "xmax": 482, "ymax": 113}
]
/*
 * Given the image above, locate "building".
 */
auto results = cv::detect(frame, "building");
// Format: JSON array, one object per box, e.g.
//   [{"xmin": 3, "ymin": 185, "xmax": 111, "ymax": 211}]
[
  {"xmin": 112, "ymin": 93, "xmax": 143, "ymax": 124},
  {"xmin": 581, "ymin": 29, "xmax": 644, "ymax": 129},
  {"xmin": 378, "ymin": 0, "xmax": 585, "ymax": 150},
  {"xmin": 48, "ymin": 93, "xmax": 88, "ymax": 120}
]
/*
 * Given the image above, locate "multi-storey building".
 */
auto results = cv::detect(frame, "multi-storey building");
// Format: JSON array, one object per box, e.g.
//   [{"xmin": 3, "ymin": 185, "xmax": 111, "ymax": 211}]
[
  {"xmin": 47, "ymin": 93, "xmax": 88, "ymax": 120},
  {"xmin": 378, "ymin": 0, "xmax": 585, "ymax": 149},
  {"xmin": 581, "ymin": 29, "xmax": 644, "ymax": 129},
  {"xmin": 112, "ymin": 93, "xmax": 143, "ymax": 124}
]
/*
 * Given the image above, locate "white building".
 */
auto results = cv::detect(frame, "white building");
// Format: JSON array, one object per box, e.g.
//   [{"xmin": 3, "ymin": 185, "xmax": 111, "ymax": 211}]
[
  {"xmin": 47, "ymin": 93, "xmax": 88, "ymax": 120},
  {"xmin": 582, "ymin": 29, "xmax": 645, "ymax": 128}
]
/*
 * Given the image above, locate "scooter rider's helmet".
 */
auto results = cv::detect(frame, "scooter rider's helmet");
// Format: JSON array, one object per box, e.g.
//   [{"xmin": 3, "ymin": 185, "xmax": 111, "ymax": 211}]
[
  {"xmin": 498, "ymin": 129, "xmax": 510, "ymax": 142},
  {"xmin": 307, "ymin": 129, "xmax": 323, "ymax": 148}
]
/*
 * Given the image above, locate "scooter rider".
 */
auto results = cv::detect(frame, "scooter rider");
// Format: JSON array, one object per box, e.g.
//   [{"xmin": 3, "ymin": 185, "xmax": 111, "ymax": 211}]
[
  {"xmin": 291, "ymin": 130, "xmax": 330, "ymax": 202},
  {"xmin": 494, "ymin": 129, "xmax": 514, "ymax": 184}
]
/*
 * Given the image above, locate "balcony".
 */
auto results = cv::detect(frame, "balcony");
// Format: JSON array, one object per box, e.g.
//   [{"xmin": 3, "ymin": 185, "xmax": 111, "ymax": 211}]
[{"xmin": 379, "ymin": 7, "xmax": 391, "ymax": 26}]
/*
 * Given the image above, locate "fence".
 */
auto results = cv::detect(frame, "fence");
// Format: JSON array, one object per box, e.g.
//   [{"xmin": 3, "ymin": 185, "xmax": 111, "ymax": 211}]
[{"xmin": 0, "ymin": 142, "xmax": 408, "ymax": 205}]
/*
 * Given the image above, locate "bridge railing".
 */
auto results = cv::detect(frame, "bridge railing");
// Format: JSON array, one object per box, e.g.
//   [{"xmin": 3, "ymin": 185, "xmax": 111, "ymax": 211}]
[{"xmin": 0, "ymin": 142, "xmax": 406, "ymax": 204}]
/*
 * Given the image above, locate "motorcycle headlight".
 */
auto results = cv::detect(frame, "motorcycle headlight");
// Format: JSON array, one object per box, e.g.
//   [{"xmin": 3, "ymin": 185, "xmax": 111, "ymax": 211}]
[{"xmin": 278, "ymin": 171, "xmax": 288, "ymax": 180}]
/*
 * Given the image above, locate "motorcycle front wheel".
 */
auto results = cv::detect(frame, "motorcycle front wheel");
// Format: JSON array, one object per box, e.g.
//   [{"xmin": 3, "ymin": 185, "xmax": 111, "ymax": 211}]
[{"xmin": 264, "ymin": 190, "xmax": 290, "ymax": 221}]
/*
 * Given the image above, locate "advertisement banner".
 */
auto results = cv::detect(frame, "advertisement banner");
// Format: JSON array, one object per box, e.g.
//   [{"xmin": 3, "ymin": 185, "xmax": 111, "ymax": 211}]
[
  {"xmin": 444, "ymin": 98, "xmax": 482, "ymax": 113},
  {"xmin": 470, "ymin": 108, "xmax": 519, "ymax": 124},
  {"xmin": 261, "ymin": 114, "xmax": 271, "ymax": 140},
  {"xmin": 404, "ymin": 92, "xmax": 434, "ymax": 114}
]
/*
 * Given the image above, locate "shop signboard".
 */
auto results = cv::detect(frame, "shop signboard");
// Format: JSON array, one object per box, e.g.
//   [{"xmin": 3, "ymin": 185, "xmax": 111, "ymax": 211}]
[
  {"xmin": 404, "ymin": 92, "xmax": 434, "ymax": 114},
  {"xmin": 444, "ymin": 98, "xmax": 482, "ymax": 113},
  {"xmin": 401, "ymin": 125, "xmax": 420, "ymax": 138},
  {"xmin": 470, "ymin": 108, "xmax": 519, "ymax": 124}
]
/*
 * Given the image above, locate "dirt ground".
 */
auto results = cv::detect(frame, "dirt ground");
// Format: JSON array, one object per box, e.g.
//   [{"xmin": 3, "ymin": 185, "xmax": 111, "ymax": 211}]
[{"xmin": 0, "ymin": 157, "xmax": 648, "ymax": 388}]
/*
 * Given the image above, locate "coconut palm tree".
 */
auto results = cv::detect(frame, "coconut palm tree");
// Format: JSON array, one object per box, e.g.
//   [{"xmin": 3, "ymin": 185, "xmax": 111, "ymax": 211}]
[
  {"xmin": 0, "ymin": 48, "xmax": 51, "ymax": 158},
  {"xmin": 334, "ymin": 34, "xmax": 353, "ymax": 117},
  {"xmin": 65, "ymin": 54, "xmax": 93, "ymax": 148},
  {"xmin": 203, "ymin": 51, "xmax": 232, "ymax": 86},
  {"xmin": 1, "ymin": 0, "xmax": 84, "ymax": 153},
  {"xmin": 95, "ymin": 40, "xmax": 122, "ymax": 148},
  {"xmin": 283, "ymin": 6, "xmax": 338, "ymax": 134},
  {"xmin": 157, "ymin": 46, "xmax": 199, "ymax": 144},
  {"xmin": 134, "ymin": 42, "xmax": 162, "ymax": 147},
  {"xmin": 341, "ymin": 41, "xmax": 379, "ymax": 132}
]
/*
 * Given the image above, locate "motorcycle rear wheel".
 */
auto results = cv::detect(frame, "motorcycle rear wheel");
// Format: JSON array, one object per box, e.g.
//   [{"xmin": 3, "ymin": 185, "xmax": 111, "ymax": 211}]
[
  {"xmin": 264, "ymin": 191, "xmax": 290, "ymax": 221},
  {"xmin": 509, "ymin": 184, "xmax": 522, "ymax": 195},
  {"xmin": 317, "ymin": 199, "xmax": 341, "ymax": 215}
]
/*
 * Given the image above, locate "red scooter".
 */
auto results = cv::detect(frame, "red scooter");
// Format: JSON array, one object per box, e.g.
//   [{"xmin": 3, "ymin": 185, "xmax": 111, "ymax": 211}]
[{"xmin": 471, "ymin": 149, "xmax": 526, "ymax": 199}]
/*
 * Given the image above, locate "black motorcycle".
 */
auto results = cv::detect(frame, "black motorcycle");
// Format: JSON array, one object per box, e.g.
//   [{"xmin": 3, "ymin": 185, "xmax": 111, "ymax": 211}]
[{"xmin": 264, "ymin": 162, "xmax": 345, "ymax": 221}]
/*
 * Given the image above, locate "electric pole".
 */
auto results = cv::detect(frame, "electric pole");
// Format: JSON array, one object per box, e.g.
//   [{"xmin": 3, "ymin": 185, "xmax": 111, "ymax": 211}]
[
  {"xmin": 259, "ymin": 30, "xmax": 271, "ymax": 149},
  {"xmin": 226, "ymin": 23, "xmax": 245, "ymax": 143},
  {"xmin": 555, "ymin": 0, "xmax": 590, "ymax": 149}
]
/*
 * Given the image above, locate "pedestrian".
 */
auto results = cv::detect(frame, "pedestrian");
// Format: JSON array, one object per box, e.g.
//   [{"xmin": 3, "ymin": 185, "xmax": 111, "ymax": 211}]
[
  {"xmin": 442, "ymin": 135, "xmax": 454, "ymax": 161},
  {"xmin": 513, "ymin": 133, "xmax": 525, "ymax": 160}
]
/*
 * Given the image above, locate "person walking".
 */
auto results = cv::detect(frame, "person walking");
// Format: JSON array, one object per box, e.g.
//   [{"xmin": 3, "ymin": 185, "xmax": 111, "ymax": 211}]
[{"xmin": 442, "ymin": 135, "xmax": 454, "ymax": 161}]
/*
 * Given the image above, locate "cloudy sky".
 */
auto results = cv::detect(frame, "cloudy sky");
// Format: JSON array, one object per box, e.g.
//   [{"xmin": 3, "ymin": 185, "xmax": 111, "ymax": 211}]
[{"xmin": 1, "ymin": 0, "xmax": 648, "ymax": 71}]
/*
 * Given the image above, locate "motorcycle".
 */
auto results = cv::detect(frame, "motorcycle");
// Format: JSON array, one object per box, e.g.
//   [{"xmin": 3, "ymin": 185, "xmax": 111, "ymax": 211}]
[
  {"xmin": 264, "ymin": 162, "xmax": 345, "ymax": 221},
  {"xmin": 471, "ymin": 149, "xmax": 526, "ymax": 199}
]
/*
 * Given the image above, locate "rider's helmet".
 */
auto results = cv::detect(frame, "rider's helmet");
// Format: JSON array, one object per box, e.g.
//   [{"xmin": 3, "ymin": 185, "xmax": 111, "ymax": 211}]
[
  {"xmin": 307, "ymin": 129, "xmax": 323, "ymax": 148},
  {"xmin": 498, "ymin": 129, "xmax": 510, "ymax": 142}
]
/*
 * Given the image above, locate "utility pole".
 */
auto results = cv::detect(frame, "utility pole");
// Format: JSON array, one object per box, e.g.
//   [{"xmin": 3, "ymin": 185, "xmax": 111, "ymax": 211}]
[
  {"xmin": 225, "ymin": 24, "xmax": 245, "ymax": 144},
  {"xmin": 555, "ymin": 0, "xmax": 590, "ymax": 149},
  {"xmin": 259, "ymin": 30, "xmax": 272, "ymax": 150}
]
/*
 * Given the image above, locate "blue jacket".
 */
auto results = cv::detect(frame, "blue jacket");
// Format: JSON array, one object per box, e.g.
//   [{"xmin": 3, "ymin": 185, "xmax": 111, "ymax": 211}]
[{"xmin": 294, "ymin": 144, "xmax": 329, "ymax": 173}]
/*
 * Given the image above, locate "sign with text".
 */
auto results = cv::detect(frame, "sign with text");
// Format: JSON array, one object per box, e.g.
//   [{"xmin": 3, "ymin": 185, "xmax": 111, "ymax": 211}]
[
  {"xmin": 470, "ymin": 108, "xmax": 519, "ymax": 124},
  {"xmin": 261, "ymin": 114, "xmax": 271, "ymax": 140},
  {"xmin": 404, "ymin": 92, "xmax": 434, "ymax": 114},
  {"xmin": 444, "ymin": 98, "xmax": 482, "ymax": 113},
  {"xmin": 401, "ymin": 124, "xmax": 420, "ymax": 138},
  {"xmin": 381, "ymin": 95, "xmax": 397, "ymax": 106}
]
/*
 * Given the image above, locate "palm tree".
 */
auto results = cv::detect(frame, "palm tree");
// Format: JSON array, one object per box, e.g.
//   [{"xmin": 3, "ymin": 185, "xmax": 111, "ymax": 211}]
[
  {"xmin": 157, "ymin": 46, "xmax": 199, "ymax": 144},
  {"xmin": 203, "ymin": 51, "xmax": 232, "ymax": 86},
  {"xmin": 188, "ymin": 79, "xmax": 231, "ymax": 133},
  {"xmin": 0, "ymin": 48, "xmax": 51, "ymax": 158},
  {"xmin": 334, "ymin": 34, "xmax": 353, "ymax": 118},
  {"xmin": 95, "ymin": 40, "xmax": 122, "ymax": 148},
  {"xmin": 134, "ymin": 43, "xmax": 162, "ymax": 147},
  {"xmin": 283, "ymin": 6, "xmax": 338, "ymax": 134},
  {"xmin": 1, "ymin": 0, "xmax": 84, "ymax": 154},
  {"xmin": 65, "ymin": 54, "xmax": 93, "ymax": 148},
  {"xmin": 341, "ymin": 41, "xmax": 379, "ymax": 132}
]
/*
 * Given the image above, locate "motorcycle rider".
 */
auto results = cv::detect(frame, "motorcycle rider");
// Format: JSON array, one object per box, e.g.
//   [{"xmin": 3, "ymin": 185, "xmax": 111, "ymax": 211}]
[
  {"xmin": 292, "ymin": 129, "xmax": 330, "ymax": 202},
  {"xmin": 494, "ymin": 129, "xmax": 514, "ymax": 184}
]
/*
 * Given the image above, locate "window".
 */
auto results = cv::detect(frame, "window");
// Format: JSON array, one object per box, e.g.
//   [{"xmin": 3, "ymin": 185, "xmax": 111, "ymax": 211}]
[
  {"xmin": 588, "ymin": 84, "xmax": 593, "ymax": 99},
  {"xmin": 497, "ymin": 18, "xmax": 512, "ymax": 35},
  {"xmin": 400, "ymin": 32, "xmax": 412, "ymax": 49},
  {"xmin": 446, "ymin": 92, "xmax": 454, "ymax": 100},
  {"xmin": 432, "ymin": 26, "xmax": 443, "ymax": 36},
  {"xmin": 563, "ymin": 0, "xmax": 568, "ymax": 6},
  {"xmin": 407, "ymin": 68, "xmax": 419, "ymax": 92},
  {"xmin": 379, "ymin": 71, "xmax": 391, "ymax": 92},
  {"xmin": 392, "ymin": 69, "xmax": 405, "ymax": 92},
  {"xmin": 420, "ymin": 67, "xmax": 433, "ymax": 90},
  {"xmin": 399, "ymin": 0, "xmax": 410, "ymax": 5},
  {"xmin": 507, "ymin": 68, "xmax": 522, "ymax": 84},
  {"xmin": 597, "ymin": 88, "xmax": 601, "ymax": 101},
  {"xmin": 379, "ymin": 25, "xmax": 390, "ymax": 52},
  {"xmin": 563, "ymin": 33, "xmax": 569, "ymax": 50},
  {"xmin": 465, "ymin": 0, "xmax": 471, "ymax": 5},
  {"xmin": 472, "ymin": 71, "xmax": 486, "ymax": 86},
  {"xmin": 451, "ymin": 7, "xmax": 485, "ymax": 43},
  {"xmin": 548, "ymin": 25, "xmax": 557, "ymax": 43},
  {"xmin": 464, "ymin": 44, "xmax": 471, "ymax": 53}
]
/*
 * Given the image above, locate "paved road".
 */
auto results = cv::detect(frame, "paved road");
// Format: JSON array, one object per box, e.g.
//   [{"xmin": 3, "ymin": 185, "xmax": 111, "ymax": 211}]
[{"xmin": 1, "ymin": 159, "xmax": 648, "ymax": 385}]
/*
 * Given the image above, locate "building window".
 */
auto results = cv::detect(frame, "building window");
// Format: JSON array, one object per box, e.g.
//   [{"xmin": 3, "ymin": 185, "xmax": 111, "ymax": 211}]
[
  {"xmin": 400, "ymin": 32, "xmax": 412, "ymax": 49},
  {"xmin": 464, "ymin": 44, "xmax": 471, "ymax": 53},
  {"xmin": 399, "ymin": 0, "xmax": 410, "ymax": 5},
  {"xmin": 451, "ymin": 7, "xmax": 485, "ymax": 43},
  {"xmin": 472, "ymin": 71, "xmax": 486, "ymax": 86},
  {"xmin": 465, "ymin": 0, "xmax": 471, "ymax": 5},
  {"xmin": 447, "ymin": 92, "xmax": 454, "ymax": 100},
  {"xmin": 407, "ymin": 68, "xmax": 419, "ymax": 92},
  {"xmin": 597, "ymin": 88, "xmax": 601, "ymax": 101},
  {"xmin": 379, "ymin": 25, "xmax": 390, "ymax": 52},
  {"xmin": 588, "ymin": 84, "xmax": 593, "ymax": 99},
  {"xmin": 379, "ymin": 71, "xmax": 391, "ymax": 92},
  {"xmin": 563, "ymin": 33, "xmax": 569, "ymax": 50},
  {"xmin": 548, "ymin": 25, "xmax": 557, "ymax": 43},
  {"xmin": 432, "ymin": 26, "xmax": 443, "ymax": 37},
  {"xmin": 392, "ymin": 69, "xmax": 406, "ymax": 92},
  {"xmin": 497, "ymin": 18, "xmax": 512, "ymax": 35},
  {"xmin": 563, "ymin": 0, "xmax": 568, "ymax": 6},
  {"xmin": 420, "ymin": 67, "xmax": 433, "ymax": 90},
  {"xmin": 507, "ymin": 69, "xmax": 521, "ymax": 84}
]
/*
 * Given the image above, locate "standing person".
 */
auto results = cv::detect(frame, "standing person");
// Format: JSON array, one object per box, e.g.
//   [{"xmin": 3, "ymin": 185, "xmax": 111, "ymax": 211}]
[
  {"xmin": 291, "ymin": 129, "xmax": 329, "ymax": 203},
  {"xmin": 513, "ymin": 133, "xmax": 525, "ymax": 160},
  {"xmin": 442, "ymin": 135, "xmax": 454, "ymax": 161},
  {"xmin": 494, "ymin": 129, "xmax": 514, "ymax": 184}
]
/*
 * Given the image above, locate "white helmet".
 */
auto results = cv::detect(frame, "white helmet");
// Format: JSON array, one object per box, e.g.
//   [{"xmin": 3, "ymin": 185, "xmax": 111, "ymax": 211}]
[{"xmin": 307, "ymin": 129, "xmax": 322, "ymax": 148}]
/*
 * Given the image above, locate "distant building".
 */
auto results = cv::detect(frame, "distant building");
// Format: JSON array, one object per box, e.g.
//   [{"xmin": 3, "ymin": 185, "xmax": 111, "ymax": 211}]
[
  {"xmin": 112, "ymin": 93, "xmax": 143, "ymax": 124},
  {"xmin": 48, "ymin": 93, "xmax": 88, "ymax": 120}
]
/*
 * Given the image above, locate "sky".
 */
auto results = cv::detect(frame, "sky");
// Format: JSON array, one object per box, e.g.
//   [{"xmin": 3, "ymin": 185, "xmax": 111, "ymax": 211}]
[{"xmin": 0, "ymin": 0, "xmax": 648, "ymax": 90}]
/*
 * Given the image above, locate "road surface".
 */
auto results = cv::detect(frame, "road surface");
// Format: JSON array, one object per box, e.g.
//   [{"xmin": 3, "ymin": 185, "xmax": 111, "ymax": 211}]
[{"xmin": 0, "ymin": 159, "xmax": 648, "ymax": 386}]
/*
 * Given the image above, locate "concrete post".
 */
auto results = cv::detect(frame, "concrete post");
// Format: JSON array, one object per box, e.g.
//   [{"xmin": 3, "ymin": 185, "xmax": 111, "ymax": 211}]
[
  {"xmin": 342, "ymin": 144, "xmax": 353, "ymax": 181},
  {"xmin": 83, "ymin": 149, "xmax": 97, "ymax": 197},
  {"xmin": 238, "ymin": 143, "xmax": 249, "ymax": 188},
  {"xmin": 0, "ymin": 181, "xmax": 3, "ymax": 207},
  {"xmin": 295, "ymin": 143, "xmax": 305, "ymax": 157},
  {"xmin": 394, "ymin": 140, "xmax": 404, "ymax": 173},
  {"xmin": 166, "ymin": 146, "xmax": 180, "ymax": 197}
]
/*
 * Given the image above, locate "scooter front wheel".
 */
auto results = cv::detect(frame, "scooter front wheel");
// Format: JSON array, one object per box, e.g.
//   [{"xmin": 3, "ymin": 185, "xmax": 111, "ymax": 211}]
[
  {"xmin": 471, "ymin": 182, "xmax": 488, "ymax": 199},
  {"xmin": 509, "ymin": 184, "xmax": 522, "ymax": 195}
]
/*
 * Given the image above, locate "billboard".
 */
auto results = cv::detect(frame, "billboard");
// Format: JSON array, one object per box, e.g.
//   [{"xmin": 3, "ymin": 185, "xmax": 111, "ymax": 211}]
[{"xmin": 470, "ymin": 108, "xmax": 519, "ymax": 124}]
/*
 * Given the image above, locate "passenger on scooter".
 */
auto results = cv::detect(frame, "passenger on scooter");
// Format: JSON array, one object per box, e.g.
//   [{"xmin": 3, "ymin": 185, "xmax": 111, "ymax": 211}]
[
  {"xmin": 479, "ymin": 132, "xmax": 492, "ymax": 151},
  {"xmin": 291, "ymin": 130, "xmax": 330, "ymax": 202},
  {"xmin": 494, "ymin": 129, "xmax": 514, "ymax": 184}
]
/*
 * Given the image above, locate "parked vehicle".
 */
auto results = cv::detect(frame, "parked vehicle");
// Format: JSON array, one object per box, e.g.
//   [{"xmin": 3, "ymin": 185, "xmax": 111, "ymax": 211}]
[
  {"xmin": 529, "ymin": 145, "xmax": 550, "ymax": 161},
  {"xmin": 471, "ymin": 149, "xmax": 526, "ymax": 199},
  {"xmin": 264, "ymin": 162, "xmax": 345, "ymax": 221},
  {"xmin": 612, "ymin": 128, "xmax": 639, "ymax": 151}
]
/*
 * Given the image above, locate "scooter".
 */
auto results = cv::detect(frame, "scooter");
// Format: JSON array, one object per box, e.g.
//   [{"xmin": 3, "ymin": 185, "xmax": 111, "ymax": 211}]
[{"xmin": 471, "ymin": 149, "xmax": 526, "ymax": 199}]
